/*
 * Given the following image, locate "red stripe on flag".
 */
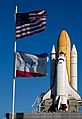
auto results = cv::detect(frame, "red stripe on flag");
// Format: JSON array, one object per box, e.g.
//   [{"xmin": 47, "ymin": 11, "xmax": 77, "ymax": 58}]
[
  {"xmin": 16, "ymin": 19, "xmax": 46, "ymax": 31},
  {"xmin": 16, "ymin": 24, "xmax": 46, "ymax": 35},
  {"xmin": 29, "ymin": 10, "xmax": 46, "ymax": 17},
  {"xmin": 16, "ymin": 28, "xmax": 45, "ymax": 39},
  {"xmin": 16, "ymin": 70, "xmax": 46, "ymax": 77}
]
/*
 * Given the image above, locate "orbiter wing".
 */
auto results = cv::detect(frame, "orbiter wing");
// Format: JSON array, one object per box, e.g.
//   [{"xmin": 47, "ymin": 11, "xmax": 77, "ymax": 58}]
[{"xmin": 65, "ymin": 69, "xmax": 81, "ymax": 100}]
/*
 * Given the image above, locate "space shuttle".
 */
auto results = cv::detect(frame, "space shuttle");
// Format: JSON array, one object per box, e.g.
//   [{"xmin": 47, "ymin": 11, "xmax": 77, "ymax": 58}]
[{"xmin": 42, "ymin": 30, "xmax": 81, "ymax": 111}]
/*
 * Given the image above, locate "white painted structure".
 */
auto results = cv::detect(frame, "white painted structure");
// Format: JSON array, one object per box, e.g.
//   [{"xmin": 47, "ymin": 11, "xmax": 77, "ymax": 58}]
[
  {"xmin": 57, "ymin": 53, "xmax": 66, "ymax": 96},
  {"xmin": 50, "ymin": 45, "xmax": 56, "ymax": 88},
  {"xmin": 71, "ymin": 44, "xmax": 77, "ymax": 91}
]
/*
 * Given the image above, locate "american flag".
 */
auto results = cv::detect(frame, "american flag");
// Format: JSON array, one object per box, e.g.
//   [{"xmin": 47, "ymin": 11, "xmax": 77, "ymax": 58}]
[{"xmin": 16, "ymin": 10, "xmax": 47, "ymax": 39}]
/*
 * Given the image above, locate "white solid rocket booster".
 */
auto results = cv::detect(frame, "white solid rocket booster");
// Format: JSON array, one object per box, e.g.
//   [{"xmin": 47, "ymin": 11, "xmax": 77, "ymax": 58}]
[
  {"xmin": 42, "ymin": 45, "xmax": 56, "ymax": 100},
  {"xmin": 71, "ymin": 44, "xmax": 77, "ymax": 91},
  {"xmin": 50, "ymin": 45, "xmax": 56, "ymax": 88}
]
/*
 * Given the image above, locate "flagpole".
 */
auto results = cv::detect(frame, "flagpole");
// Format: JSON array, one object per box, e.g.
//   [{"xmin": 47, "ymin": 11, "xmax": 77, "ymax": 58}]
[{"xmin": 12, "ymin": 5, "xmax": 17, "ymax": 119}]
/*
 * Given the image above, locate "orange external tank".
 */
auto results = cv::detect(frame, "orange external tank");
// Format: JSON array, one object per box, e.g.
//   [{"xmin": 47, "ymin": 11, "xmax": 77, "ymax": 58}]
[{"xmin": 57, "ymin": 30, "xmax": 71, "ymax": 83}]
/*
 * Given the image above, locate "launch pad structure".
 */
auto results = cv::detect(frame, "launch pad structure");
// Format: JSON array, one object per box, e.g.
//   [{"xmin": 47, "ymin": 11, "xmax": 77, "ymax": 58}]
[
  {"xmin": 5, "ymin": 112, "xmax": 82, "ymax": 119},
  {"xmin": 32, "ymin": 96, "xmax": 82, "ymax": 113},
  {"xmin": 5, "ymin": 97, "xmax": 82, "ymax": 119}
]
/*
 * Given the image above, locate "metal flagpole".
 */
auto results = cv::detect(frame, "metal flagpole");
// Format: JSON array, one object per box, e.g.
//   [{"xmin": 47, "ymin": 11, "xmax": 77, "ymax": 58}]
[{"xmin": 12, "ymin": 5, "xmax": 17, "ymax": 119}]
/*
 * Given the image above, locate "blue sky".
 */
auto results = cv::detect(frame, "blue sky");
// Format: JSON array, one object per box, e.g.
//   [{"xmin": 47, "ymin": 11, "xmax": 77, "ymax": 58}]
[{"xmin": 0, "ymin": 0, "xmax": 82, "ymax": 118}]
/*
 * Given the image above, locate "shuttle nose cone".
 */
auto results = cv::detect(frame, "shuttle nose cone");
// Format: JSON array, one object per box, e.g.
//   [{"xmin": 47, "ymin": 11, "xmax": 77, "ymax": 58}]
[{"xmin": 57, "ymin": 30, "xmax": 71, "ymax": 83}]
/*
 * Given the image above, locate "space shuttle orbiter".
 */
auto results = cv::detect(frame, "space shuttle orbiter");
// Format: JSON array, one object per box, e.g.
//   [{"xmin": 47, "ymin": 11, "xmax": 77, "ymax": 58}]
[{"xmin": 42, "ymin": 30, "xmax": 81, "ymax": 112}]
